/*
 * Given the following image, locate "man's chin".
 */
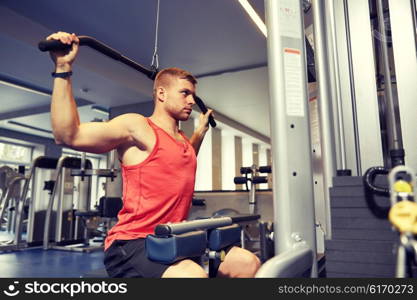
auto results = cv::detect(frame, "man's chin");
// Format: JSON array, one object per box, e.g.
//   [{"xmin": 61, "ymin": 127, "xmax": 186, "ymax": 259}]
[{"xmin": 178, "ymin": 114, "xmax": 191, "ymax": 121}]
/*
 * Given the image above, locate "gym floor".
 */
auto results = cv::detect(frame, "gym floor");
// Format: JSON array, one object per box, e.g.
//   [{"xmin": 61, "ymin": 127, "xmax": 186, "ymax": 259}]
[{"xmin": 0, "ymin": 232, "xmax": 105, "ymax": 278}]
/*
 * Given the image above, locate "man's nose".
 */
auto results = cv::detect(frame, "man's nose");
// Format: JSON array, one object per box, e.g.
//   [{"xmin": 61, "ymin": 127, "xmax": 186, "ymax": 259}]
[{"xmin": 188, "ymin": 95, "xmax": 196, "ymax": 105}]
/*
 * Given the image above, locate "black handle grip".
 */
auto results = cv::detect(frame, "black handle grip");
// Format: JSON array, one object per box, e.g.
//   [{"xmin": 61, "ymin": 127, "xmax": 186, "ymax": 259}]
[
  {"xmin": 195, "ymin": 96, "xmax": 216, "ymax": 128},
  {"xmin": 252, "ymin": 176, "xmax": 268, "ymax": 184},
  {"xmin": 192, "ymin": 198, "xmax": 206, "ymax": 206},
  {"xmin": 240, "ymin": 167, "xmax": 253, "ymax": 175},
  {"xmin": 234, "ymin": 176, "xmax": 248, "ymax": 184},
  {"xmin": 258, "ymin": 166, "xmax": 272, "ymax": 174},
  {"xmin": 38, "ymin": 39, "xmax": 75, "ymax": 52},
  {"xmin": 363, "ymin": 166, "xmax": 390, "ymax": 219}
]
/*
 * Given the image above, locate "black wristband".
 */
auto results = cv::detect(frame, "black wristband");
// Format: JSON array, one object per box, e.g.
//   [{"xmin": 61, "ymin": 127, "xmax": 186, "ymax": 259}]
[{"xmin": 51, "ymin": 71, "xmax": 73, "ymax": 78}]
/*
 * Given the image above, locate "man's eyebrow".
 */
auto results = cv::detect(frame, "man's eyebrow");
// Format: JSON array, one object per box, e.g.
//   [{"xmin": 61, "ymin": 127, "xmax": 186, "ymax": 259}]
[{"xmin": 179, "ymin": 88, "xmax": 194, "ymax": 94}]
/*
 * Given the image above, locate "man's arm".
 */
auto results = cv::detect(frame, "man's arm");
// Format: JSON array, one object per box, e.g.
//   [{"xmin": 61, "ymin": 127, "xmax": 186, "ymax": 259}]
[
  {"xmin": 51, "ymin": 74, "xmax": 135, "ymax": 153},
  {"xmin": 48, "ymin": 32, "xmax": 142, "ymax": 153},
  {"xmin": 189, "ymin": 110, "xmax": 213, "ymax": 155},
  {"xmin": 49, "ymin": 32, "xmax": 81, "ymax": 146}
]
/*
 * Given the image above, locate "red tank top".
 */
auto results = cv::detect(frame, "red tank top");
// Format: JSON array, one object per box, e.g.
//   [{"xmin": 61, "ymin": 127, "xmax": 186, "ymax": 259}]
[{"xmin": 104, "ymin": 118, "xmax": 197, "ymax": 250}]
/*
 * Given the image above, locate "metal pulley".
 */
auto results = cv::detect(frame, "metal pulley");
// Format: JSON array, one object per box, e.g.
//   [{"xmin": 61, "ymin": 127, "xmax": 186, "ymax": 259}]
[
  {"xmin": 389, "ymin": 201, "xmax": 417, "ymax": 234},
  {"xmin": 388, "ymin": 166, "xmax": 417, "ymax": 234}
]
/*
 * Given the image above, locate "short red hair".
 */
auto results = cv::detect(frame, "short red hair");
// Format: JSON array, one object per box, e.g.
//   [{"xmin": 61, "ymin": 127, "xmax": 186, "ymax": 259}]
[{"xmin": 153, "ymin": 67, "xmax": 197, "ymax": 99}]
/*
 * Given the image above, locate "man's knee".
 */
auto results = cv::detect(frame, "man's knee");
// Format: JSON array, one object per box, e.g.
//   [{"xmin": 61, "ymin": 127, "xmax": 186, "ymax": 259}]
[
  {"xmin": 236, "ymin": 249, "xmax": 261, "ymax": 276},
  {"xmin": 162, "ymin": 259, "xmax": 208, "ymax": 278},
  {"xmin": 219, "ymin": 247, "xmax": 261, "ymax": 277}
]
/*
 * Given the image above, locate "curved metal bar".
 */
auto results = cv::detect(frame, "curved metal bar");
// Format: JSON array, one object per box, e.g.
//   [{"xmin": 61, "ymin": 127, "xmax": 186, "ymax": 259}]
[
  {"xmin": 43, "ymin": 156, "xmax": 69, "ymax": 249},
  {"xmin": 255, "ymin": 243, "xmax": 314, "ymax": 278}
]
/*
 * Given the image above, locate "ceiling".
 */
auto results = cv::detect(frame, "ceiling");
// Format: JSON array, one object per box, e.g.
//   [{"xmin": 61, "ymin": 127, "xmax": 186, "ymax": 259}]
[{"xmin": 0, "ymin": 0, "xmax": 270, "ymax": 141}]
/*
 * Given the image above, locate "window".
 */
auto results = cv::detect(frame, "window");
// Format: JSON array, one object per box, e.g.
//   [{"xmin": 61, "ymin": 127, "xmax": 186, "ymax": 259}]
[{"xmin": 0, "ymin": 141, "xmax": 33, "ymax": 169}]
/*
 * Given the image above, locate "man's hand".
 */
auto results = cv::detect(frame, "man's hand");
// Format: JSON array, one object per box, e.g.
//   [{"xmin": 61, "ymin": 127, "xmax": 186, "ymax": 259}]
[
  {"xmin": 46, "ymin": 32, "xmax": 79, "ymax": 72},
  {"xmin": 195, "ymin": 109, "xmax": 213, "ymax": 135},
  {"xmin": 190, "ymin": 109, "xmax": 213, "ymax": 155}
]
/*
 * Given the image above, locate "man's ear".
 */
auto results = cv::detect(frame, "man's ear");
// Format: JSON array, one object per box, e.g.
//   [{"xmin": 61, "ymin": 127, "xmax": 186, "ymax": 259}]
[{"xmin": 156, "ymin": 86, "xmax": 167, "ymax": 102}]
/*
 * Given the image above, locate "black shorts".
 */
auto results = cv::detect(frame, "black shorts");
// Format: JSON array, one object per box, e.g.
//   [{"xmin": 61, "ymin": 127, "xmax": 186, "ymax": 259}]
[{"xmin": 104, "ymin": 238, "xmax": 171, "ymax": 278}]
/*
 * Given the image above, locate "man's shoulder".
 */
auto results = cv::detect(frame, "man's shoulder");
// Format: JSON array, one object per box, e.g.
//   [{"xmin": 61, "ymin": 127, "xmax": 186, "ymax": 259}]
[
  {"xmin": 114, "ymin": 113, "xmax": 146, "ymax": 120},
  {"xmin": 110, "ymin": 113, "xmax": 151, "ymax": 132},
  {"xmin": 112, "ymin": 113, "xmax": 148, "ymax": 124}
]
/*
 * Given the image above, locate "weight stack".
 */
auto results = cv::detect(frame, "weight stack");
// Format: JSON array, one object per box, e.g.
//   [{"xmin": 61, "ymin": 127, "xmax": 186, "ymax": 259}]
[{"xmin": 325, "ymin": 176, "xmax": 417, "ymax": 278}]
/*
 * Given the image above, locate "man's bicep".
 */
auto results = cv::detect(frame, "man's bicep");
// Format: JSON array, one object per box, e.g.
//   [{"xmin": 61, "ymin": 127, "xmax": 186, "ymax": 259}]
[{"xmin": 69, "ymin": 119, "xmax": 132, "ymax": 153}]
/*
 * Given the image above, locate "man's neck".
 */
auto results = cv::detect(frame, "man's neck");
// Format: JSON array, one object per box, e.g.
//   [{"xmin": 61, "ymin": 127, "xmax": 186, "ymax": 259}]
[{"xmin": 149, "ymin": 113, "xmax": 179, "ymax": 134}]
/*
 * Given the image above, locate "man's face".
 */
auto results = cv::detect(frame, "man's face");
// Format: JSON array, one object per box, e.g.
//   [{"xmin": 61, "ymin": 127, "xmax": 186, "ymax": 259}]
[{"xmin": 164, "ymin": 77, "xmax": 196, "ymax": 121}]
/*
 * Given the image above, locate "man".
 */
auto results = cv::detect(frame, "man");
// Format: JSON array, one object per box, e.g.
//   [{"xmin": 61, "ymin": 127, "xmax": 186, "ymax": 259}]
[{"xmin": 47, "ymin": 32, "xmax": 261, "ymax": 278}]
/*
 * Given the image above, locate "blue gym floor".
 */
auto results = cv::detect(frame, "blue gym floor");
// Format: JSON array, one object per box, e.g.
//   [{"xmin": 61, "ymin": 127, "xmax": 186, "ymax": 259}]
[{"xmin": 0, "ymin": 232, "xmax": 105, "ymax": 278}]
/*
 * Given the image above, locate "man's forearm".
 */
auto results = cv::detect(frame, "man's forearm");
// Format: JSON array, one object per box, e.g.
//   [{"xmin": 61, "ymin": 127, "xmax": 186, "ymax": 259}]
[
  {"xmin": 51, "ymin": 64, "xmax": 80, "ymax": 145},
  {"xmin": 190, "ymin": 129, "xmax": 208, "ymax": 155}
]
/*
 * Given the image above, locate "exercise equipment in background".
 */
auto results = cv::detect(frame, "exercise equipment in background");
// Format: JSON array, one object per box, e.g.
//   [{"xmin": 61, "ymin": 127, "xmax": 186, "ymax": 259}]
[{"xmin": 234, "ymin": 165, "xmax": 271, "ymax": 214}]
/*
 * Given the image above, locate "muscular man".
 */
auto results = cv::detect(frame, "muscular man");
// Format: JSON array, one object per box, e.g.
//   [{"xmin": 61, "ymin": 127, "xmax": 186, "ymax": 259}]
[{"xmin": 47, "ymin": 32, "xmax": 261, "ymax": 278}]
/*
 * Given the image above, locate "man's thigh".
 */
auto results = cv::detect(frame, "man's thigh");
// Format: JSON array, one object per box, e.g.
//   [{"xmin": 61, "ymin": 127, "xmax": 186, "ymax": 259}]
[{"xmin": 104, "ymin": 238, "xmax": 170, "ymax": 278}]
